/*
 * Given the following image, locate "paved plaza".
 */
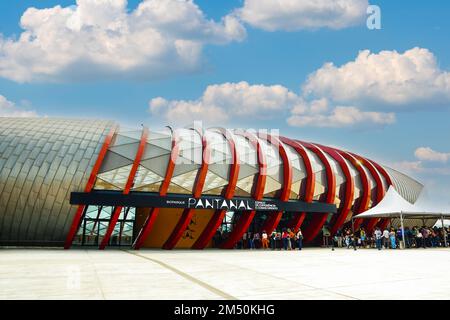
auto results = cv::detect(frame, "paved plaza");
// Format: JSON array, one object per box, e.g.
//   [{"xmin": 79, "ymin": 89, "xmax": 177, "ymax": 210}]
[{"xmin": 1, "ymin": 248, "xmax": 449, "ymax": 300}]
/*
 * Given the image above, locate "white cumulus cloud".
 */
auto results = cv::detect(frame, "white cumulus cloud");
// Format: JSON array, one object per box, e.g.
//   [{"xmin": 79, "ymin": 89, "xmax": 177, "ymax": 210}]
[
  {"xmin": 149, "ymin": 81, "xmax": 394, "ymax": 128},
  {"xmin": 287, "ymin": 47, "xmax": 450, "ymax": 128},
  {"xmin": 415, "ymin": 147, "xmax": 450, "ymax": 163},
  {"xmin": 303, "ymin": 47, "xmax": 450, "ymax": 107},
  {"xmin": 149, "ymin": 81, "xmax": 299, "ymax": 125},
  {"xmin": 0, "ymin": 0, "xmax": 246, "ymax": 83},
  {"xmin": 237, "ymin": 0, "xmax": 368, "ymax": 31},
  {"xmin": 288, "ymin": 100, "xmax": 395, "ymax": 128},
  {"xmin": 0, "ymin": 95, "xmax": 37, "ymax": 117}
]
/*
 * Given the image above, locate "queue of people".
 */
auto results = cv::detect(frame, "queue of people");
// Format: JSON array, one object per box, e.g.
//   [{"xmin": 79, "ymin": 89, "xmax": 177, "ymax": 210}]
[
  {"xmin": 235, "ymin": 228, "xmax": 304, "ymax": 250},
  {"xmin": 213, "ymin": 225, "xmax": 449, "ymax": 250},
  {"xmin": 333, "ymin": 226, "xmax": 449, "ymax": 250}
]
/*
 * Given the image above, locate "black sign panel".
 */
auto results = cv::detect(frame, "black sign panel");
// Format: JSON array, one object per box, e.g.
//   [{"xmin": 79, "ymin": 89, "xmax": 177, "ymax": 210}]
[{"xmin": 70, "ymin": 191, "xmax": 336, "ymax": 214}]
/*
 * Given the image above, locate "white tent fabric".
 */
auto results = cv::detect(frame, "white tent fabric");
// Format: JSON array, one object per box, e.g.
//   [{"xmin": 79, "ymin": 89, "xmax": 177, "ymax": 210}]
[
  {"xmin": 354, "ymin": 186, "xmax": 449, "ymax": 219},
  {"xmin": 354, "ymin": 186, "xmax": 449, "ymax": 248}
]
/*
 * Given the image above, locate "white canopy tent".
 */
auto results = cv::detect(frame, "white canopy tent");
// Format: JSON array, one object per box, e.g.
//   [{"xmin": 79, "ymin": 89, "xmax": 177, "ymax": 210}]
[{"xmin": 353, "ymin": 187, "xmax": 449, "ymax": 248}]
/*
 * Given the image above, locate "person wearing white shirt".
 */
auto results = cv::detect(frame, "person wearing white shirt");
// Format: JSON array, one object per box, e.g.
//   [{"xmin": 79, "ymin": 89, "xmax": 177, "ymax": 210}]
[{"xmin": 374, "ymin": 228, "xmax": 382, "ymax": 250}]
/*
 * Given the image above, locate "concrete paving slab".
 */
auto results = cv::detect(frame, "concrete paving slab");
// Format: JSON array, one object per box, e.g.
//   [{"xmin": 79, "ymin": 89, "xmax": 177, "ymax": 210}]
[{"xmin": 0, "ymin": 248, "xmax": 449, "ymax": 300}]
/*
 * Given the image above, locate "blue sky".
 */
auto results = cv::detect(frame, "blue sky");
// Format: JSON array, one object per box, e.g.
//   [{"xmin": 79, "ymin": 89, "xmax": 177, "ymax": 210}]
[{"xmin": 0, "ymin": 0, "xmax": 449, "ymax": 204}]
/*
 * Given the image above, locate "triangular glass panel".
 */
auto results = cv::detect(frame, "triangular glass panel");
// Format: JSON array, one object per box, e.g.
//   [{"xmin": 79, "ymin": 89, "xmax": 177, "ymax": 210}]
[
  {"xmin": 93, "ymin": 177, "xmax": 122, "ymax": 190},
  {"xmin": 170, "ymin": 170, "xmax": 199, "ymax": 192},
  {"xmin": 290, "ymin": 180, "xmax": 302, "ymax": 199},
  {"xmin": 141, "ymin": 144, "xmax": 171, "ymax": 160},
  {"xmin": 149, "ymin": 137, "xmax": 172, "ymax": 151},
  {"xmin": 109, "ymin": 142, "xmax": 139, "ymax": 161},
  {"xmin": 208, "ymin": 163, "xmax": 231, "ymax": 180},
  {"xmin": 117, "ymin": 130, "xmax": 142, "ymax": 140},
  {"xmin": 292, "ymin": 167, "xmax": 306, "ymax": 183},
  {"xmin": 166, "ymin": 181, "xmax": 193, "ymax": 195},
  {"xmin": 202, "ymin": 171, "xmax": 229, "ymax": 192},
  {"xmin": 140, "ymin": 154, "xmax": 171, "ymax": 177},
  {"xmin": 98, "ymin": 150, "xmax": 133, "ymax": 173},
  {"xmin": 172, "ymin": 163, "xmax": 200, "ymax": 177},
  {"xmin": 237, "ymin": 164, "xmax": 259, "ymax": 180},
  {"xmin": 263, "ymin": 176, "xmax": 282, "ymax": 195},
  {"xmin": 203, "ymin": 186, "xmax": 226, "ymax": 196},
  {"xmin": 233, "ymin": 186, "xmax": 251, "ymax": 197},
  {"xmin": 133, "ymin": 181, "xmax": 162, "ymax": 193},
  {"xmin": 178, "ymin": 146, "xmax": 203, "ymax": 164},
  {"xmin": 133, "ymin": 166, "xmax": 164, "ymax": 189},
  {"xmin": 113, "ymin": 134, "xmax": 139, "ymax": 146},
  {"xmin": 148, "ymin": 130, "xmax": 171, "ymax": 140},
  {"xmin": 236, "ymin": 175, "xmax": 257, "ymax": 194}
]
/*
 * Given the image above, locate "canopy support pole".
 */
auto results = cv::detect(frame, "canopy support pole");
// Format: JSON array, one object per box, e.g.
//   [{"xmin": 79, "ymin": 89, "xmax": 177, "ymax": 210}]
[
  {"xmin": 400, "ymin": 212, "xmax": 406, "ymax": 250},
  {"xmin": 351, "ymin": 217, "xmax": 355, "ymax": 235},
  {"xmin": 442, "ymin": 215, "xmax": 448, "ymax": 248}
]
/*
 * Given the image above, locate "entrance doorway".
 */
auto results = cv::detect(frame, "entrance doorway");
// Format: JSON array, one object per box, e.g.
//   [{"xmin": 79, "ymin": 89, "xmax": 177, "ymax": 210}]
[{"xmin": 73, "ymin": 206, "xmax": 136, "ymax": 247}]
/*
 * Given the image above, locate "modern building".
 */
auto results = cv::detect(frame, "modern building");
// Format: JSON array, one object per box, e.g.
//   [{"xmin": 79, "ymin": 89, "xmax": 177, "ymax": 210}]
[{"xmin": 0, "ymin": 118, "xmax": 424, "ymax": 249}]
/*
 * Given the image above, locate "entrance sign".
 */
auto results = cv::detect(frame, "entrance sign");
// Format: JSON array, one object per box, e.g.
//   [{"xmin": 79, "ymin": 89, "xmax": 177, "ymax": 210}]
[{"xmin": 71, "ymin": 191, "xmax": 337, "ymax": 214}]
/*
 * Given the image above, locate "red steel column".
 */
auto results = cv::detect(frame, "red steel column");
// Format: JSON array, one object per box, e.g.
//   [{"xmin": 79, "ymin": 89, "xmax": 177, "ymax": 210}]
[
  {"xmin": 162, "ymin": 129, "xmax": 211, "ymax": 250},
  {"xmin": 317, "ymin": 145, "xmax": 354, "ymax": 236},
  {"xmin": 132, "ymin": 130, "xmax": 180, "ymax": 250},
  {"xmin": 192, "ymin": 129, "xmax": 240, "ymax": 250},
  {"xmin": 64, "ymin": 125, "xmax": 118, "ymax": 249},
  {"xmin": 279, "ymin": 137, "xmax": 315, "ymax": 232},
  {"xmin": 99, "ymin": 128, "xmax": 149, "ymax": 250},
  {"xmin": 349, "ymin": 152, "xmax": 384, "ymax": 233},
  {"xmin": 220, "ymin": 131, "xmax": 267, "ymax": 249},
  {"xmin": 368, "ymin": 160, "xmax": 393, "ymax": 231},
  {"xmin": 258, "ymin": 133, "xmax": 292, "ymax": 234},
  {"xmin": 297, "ymin": 141, "xmax": 336, "ymax": 243},
  {"xmin": 337, "ymin": 150, "xmax": 371, "ymax": 230}
]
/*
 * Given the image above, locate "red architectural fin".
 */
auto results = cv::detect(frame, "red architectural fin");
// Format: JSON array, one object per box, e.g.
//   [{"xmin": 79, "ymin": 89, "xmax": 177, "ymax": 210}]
[
  {"xmin": 317, "ymin": 144, "xmax": 354, "ymax": 236},
  {"xmin": 279, "ymin": 137, "xmax": 315, "ymax": 232},
  {"xmin": 162, "ymin": 129, "xmax": 211, "ymax": 250},
  {"xmin": 99, "ymin": 128, "xmax": 149, "ymax": 250},
  {"xmin": 220, "ymin": 131, "xmax": 266, "ymax": 249},
  {"xmin": 192, "ymin": 128, "xmax": 240, "ymax": 250},
  {"xmin": 368, "ymin": 159, "xmax": 393, "ymax": 231},
  {"xmin": 296, "ymin": 141, "xmax": 336, "ymax": 243},
  {"xmin": 132, "ymin": 131, "xmax": 180, "ymax": 250},
  {"xmin": 64, "ymin": 125, "xmax": 118, "ymax": 249},
  {"xmin": 337, "ymin": 150, "xmax": 371, "ymax": 230},
  {"xmin": 258, "ymin": 133, "xmax": 292, "ymax": 234},
  {"xmin": 349, "ymin": 152, "xmax": 384, "ymax": 233}
]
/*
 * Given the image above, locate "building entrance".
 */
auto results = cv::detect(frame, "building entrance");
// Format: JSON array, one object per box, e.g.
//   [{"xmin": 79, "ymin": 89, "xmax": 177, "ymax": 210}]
[{"xmin": 73, "ymin": 206, "xmax": 136, "ymax": 247}]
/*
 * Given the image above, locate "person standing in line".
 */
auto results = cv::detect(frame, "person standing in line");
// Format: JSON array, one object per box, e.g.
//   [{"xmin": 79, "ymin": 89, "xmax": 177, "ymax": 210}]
[
  {"xmin": 261, "ymin": 230, "xmax": 269, "ymax": 250},
  {"xmin": 422, "ymin": 227, "xmax": 429, "ymax": 248},
  {"xmin": 254, "ymin": 232, "xmax": 261, "ymax": 249},
  {"xmin": 276, "ymin": 232, "xmax": 282, "ymax": 250},
  {"xmin": 336, "ymin": 229, "xmax": 343, "ymax": 248},
  {"xmin": 322, "ymin": 224, "xmax": 331, "ymax": 248},
  {"xmin": 389, "ymin": 228, "xmax": 397, "ymax": 249},
  {"xmin": 282, "ymin": 229, "xmax": 289, "ymax": 250},
  {"xmin": 242, "ymin": 232, "xmax": 247, "ymax": 249},
  {"xmin": 382, "ymin": 228, "xmax": 390, "ymax": 249},
  {"xmin": 360, "ymin": 228, "xmax": 366, "ymax": 248},
  {"xmin": 374, "ymin": 227, "xmax": 382, "ymax": 250},
  {"xmin": 270, "ymin": 231, "xmax": 276, "ymax": 250},
  {"xmin": 416, "ymin": 228, "xmax": 423, "ymax": 248},
  {"xmin": 248, "ymin": 232, "xmax": 255, "ymax": 249},
  {"xmin": 345, "ymin": 229, "xmax": 353, "ymax": 249},
  {"xmin": 288, "ymin": 228, "xmax": 296, "ymax": 250},
  {"xmin": 296, "ymin": 228, "xmax": 303, "ymax": 250}
]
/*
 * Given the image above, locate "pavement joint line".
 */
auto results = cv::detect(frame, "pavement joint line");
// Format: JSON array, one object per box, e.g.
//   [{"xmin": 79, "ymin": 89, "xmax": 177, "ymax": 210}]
[
  {"xmin": 85, "ymin": 250, "xmax": 106, "ymax": 300},
  {"xmin": 124, "ymin": 250, "xmax": 237, "ymax": 300},
  {"xmin": 150, "ymin": 252, "xmax": 360, "ymax": 301}
]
